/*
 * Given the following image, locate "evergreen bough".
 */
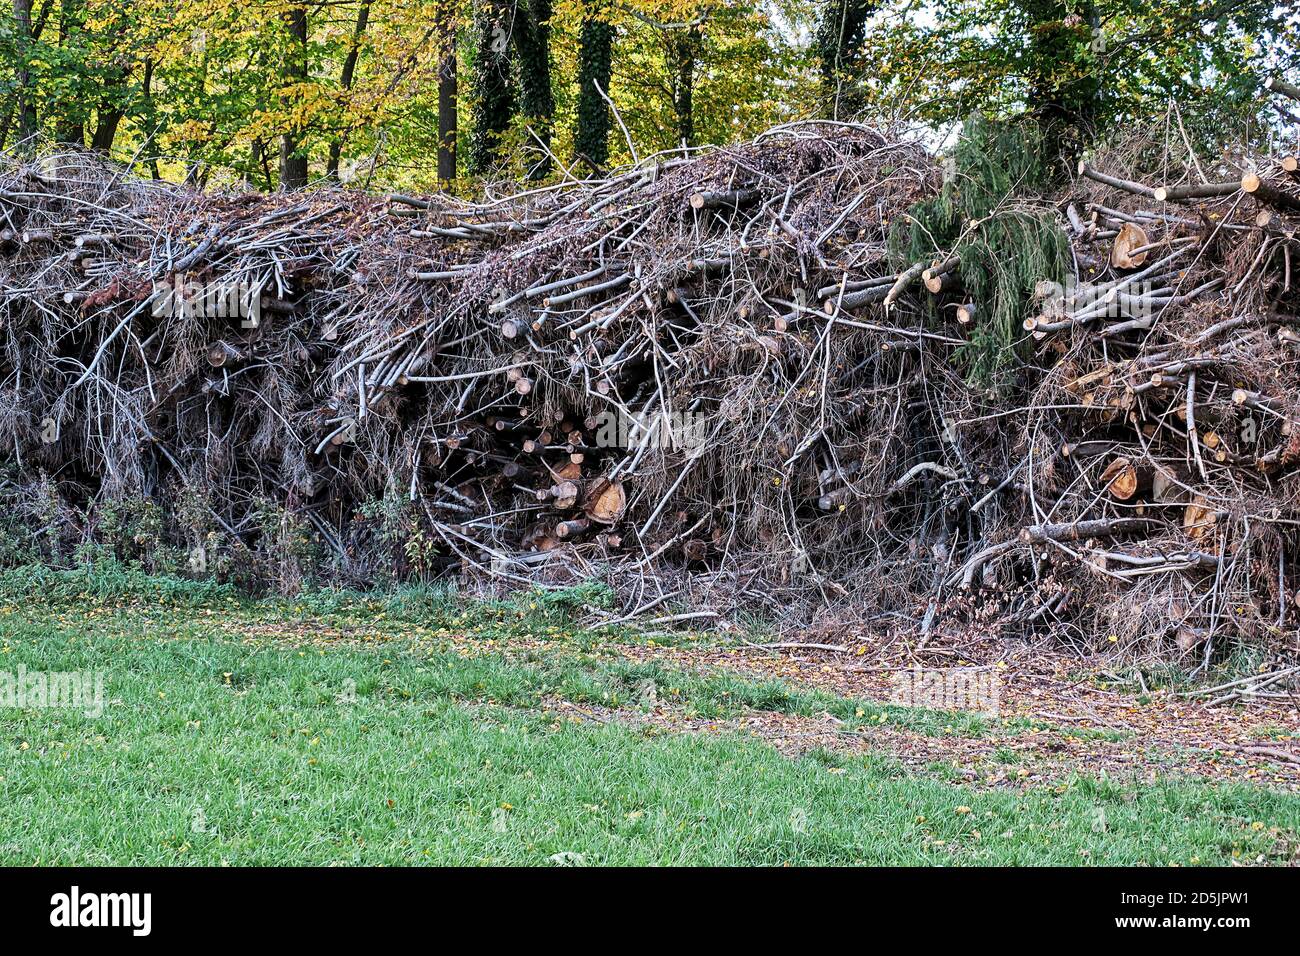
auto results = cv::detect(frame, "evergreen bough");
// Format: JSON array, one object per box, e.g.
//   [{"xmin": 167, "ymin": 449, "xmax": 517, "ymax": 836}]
[{"xmin": 890, "ymin": 115, "xmax": 1070, "ymax": 388}]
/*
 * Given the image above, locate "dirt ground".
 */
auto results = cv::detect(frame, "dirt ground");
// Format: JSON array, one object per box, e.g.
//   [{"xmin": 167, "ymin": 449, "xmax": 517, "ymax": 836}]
[
  {"xmin": 607, "ymin": 636, "xmax": 1300, "ymax": 791},
  {"xmin": 228, "ymin": 614, "xmax": 1300, "ymax": 791}
]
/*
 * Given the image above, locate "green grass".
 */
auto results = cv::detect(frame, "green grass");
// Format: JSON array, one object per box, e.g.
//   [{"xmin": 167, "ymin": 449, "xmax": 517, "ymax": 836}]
[{"xmin": 0, "ymin": 569, "xmax": 1297, "ymax": 865}]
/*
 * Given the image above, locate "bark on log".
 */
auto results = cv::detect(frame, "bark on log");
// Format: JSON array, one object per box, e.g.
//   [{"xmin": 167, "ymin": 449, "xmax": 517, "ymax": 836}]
[
  {"xmin": 1020, "ymin": 517, "xmax": 1157, "ymax": 543},
  {"xmin": 1152, "ymin": 181, "xmax": 1240, "ymax": 202},
  {"xmin": 1265, "ymin": 76, "xmax": 1300, "ymax": 104},
  {"xmin": 1078, "ymin": 162, "xmax": 1157, "ymax": 199},
  {"xmin": 1242, "ymin": 173, "xmax": 1300, "ymax": 212},
  {"xmin": 689, "ymin": 188, "xmax": 760, "ymax": 211},
  {"xmin": 555, "ymin": 518, "xmax": 590, "ymax": 539}
]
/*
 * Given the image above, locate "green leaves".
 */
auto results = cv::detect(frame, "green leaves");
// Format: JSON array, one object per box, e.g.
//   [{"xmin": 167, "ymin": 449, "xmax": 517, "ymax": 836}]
[{"xmin": 891, "ymin": 114, "xmax": 1069, "ymax": 388}]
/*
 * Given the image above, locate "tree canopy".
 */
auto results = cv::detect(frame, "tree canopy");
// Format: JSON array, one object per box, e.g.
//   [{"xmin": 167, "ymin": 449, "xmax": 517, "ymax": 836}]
[{"xmin": 0, "ymin": 0, "xmax": 1295, "ymax": 190}]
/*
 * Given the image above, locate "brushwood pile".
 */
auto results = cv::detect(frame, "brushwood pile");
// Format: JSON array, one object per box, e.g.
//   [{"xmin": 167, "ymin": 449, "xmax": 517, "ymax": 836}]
[{"xmin": 4, "ymin": 107, "xmax": 1300, "ymax": 667}]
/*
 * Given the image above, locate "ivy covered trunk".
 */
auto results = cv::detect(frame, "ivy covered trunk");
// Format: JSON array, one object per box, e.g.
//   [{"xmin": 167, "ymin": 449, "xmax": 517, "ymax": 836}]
[
  {"xmin": 513, "ymin": 0, "xmax": 555, "ymax": 180},
  {"xmin": 437, "ymin": 0, "xmax": 458, "ymax": 184},
  {"xmin": 12, "ymin": 0, "xmax": 38, "ymax": 147},
  {"xmin": 574, "ymin": 5, "xmax": 613, "ymax": 170},
  {"xmin": 813, "ymin": 0, "xmax": 875, "ymax": 119},
  {"xmin": 1022, "ymin": 0, "xmax": 1101, "ymax": 168},
  {"xmin": 468, "ymin": 0, "xmax": 516, "ymax": 174},
  {"xmin": 667, "ymin": 24, "xmax": 704, "ymax": 148}
]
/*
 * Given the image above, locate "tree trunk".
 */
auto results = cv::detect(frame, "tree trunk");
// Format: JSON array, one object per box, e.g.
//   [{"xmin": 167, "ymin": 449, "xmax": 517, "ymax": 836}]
[
  {"xmin": 667, "ymin": 23, "xmax": 703, "ymax": 149},
  {"xmin": 142, "ymin": 58, "xmax": 160, "ymax": 178},
  {"xmin": 813, "ymin": 0, "xmax": 874, "ymax": 119},
  {"xmin": 13, "ymin": 0, "xmax": 38, "ymax": 148},
  {"xmin": 574, "ymin": 5, "xmax": 613, "ymax": 171},
  {"xmin": 513, "ymin": 0, "xmax": 554, "ymax": 180},
  {"xmin": 436, "ymin": 0, "xmax": 458, "ymax": 184},
  {"xmin": 326, "ymin": 0, "xmax": 372, "ymax": 181},
  {"xmin": 253, "ymin": 139, "xmax": 274, "ymax": 190},
  {"xmin": 468, "ymin": 0, "xmax": 515, "ymax": 174},
  {"xmin": 90, "ymin": 101, "xmax": 122, "ymax": 152},
  {"xmin": 280, "ymin": 6, "xmax": 310, "ymax": 190}
]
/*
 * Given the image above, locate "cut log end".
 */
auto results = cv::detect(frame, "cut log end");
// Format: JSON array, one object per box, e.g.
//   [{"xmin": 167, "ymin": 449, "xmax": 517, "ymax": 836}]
[
  {"xmin": 1110, "ymin": 222, "xmax": 1150, "ymax": 269},
  {"xmin": 1100, "ymin": 455, "xmax": 1141, "ymax": 501},
  {"xmin": 584, "ymin": 479, "xmax": 626, "ymax": 524},
  {"xmin": 555, "ymin": 518, "xmax": 590, "ymax": 539},
  {"xmin": 206, "ymin": 341, "xmax": 245, "ymax": 368}
]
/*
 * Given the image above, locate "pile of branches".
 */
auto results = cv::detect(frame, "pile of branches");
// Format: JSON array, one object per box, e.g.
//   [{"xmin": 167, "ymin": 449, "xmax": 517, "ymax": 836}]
[
  {"xmin": 0, "ymin": 124, "xmax": 960, "ymax": 612},
  {"xmin": 994, "ymin": 107, "xmax": 1300, "ymax": 668},
  {"xmin": 2, "ymin": 100, "xmax": 1300, "ymax": 667}
]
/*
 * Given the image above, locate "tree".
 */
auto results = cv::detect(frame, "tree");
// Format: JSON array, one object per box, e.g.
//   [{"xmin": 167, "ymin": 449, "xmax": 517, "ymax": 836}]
[
  {"xmin": 469, "ymin": 0, "xmax": 515, "ymax": 173},
  {"xmin": 813, "ymin": 0, "xmax": 875, "ymax": 119},
  {"xmin": 665, "ymin": 19, "xmax": 703, "ymax": 147},
  {"xmin": 327, "ymin": 0, "xmax": 374, "ymax": 181},
  {"xmin": 12, "ymin": 0, "xmax": 38, "ymax": 147},
  {"xmin": 436, "ymin": 0, "xmax": 457, "ymax": 184},
  {"xmin": 280, "ymin": 6, "xmax": 310, "ymax": 190},
  {"xmin": 574, "ymin": 1, "xmax": 613, "ymax": 170},
  {"xmin": 592, "ymin": 1, "xmax": 809, "ymax": 163},
  {"xmin": 513, "ymin": 0, "xmax": 555, "ymax": 178},
  {"xmin": 839, "ymin": 0, "xmax": 1300, "ymax": 154}
]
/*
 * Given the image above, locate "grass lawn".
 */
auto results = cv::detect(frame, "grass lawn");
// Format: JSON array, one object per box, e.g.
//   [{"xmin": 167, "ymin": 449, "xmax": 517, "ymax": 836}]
[{"xmin": 0, "ymin": 566, "xmax": 1297, "ymax": 865}]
